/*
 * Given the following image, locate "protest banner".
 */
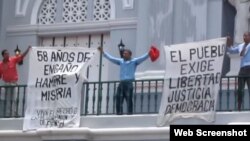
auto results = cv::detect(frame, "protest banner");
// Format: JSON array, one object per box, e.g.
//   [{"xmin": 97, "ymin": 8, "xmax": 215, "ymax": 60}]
[
  {"xmin": 23, "ymin": 47, "xmax": 97, "ymax": 130},
  {"xmin": 157, "ymin": 38, "xmax": 226, "ymax": 126}
]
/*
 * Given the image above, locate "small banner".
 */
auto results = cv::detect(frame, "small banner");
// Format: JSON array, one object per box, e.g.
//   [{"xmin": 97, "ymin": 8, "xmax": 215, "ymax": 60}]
[
  {"xmin": 157, "ymin": 38, "xmax": 226, "ymax": 126},
  {"xmin": 23, "ymin": 47, "xmax": 97, "ymax": 131}
]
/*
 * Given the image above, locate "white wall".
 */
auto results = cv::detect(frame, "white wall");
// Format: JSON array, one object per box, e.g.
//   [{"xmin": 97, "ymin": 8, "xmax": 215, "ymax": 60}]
[{"xmin": 1, "ymin": 112, "xmax": 250, "ymax": 141}]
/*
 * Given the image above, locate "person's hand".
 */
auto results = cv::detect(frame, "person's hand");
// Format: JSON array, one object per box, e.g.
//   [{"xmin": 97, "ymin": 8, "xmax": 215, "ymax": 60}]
[
  {"xmin": 97, "ymin": 47, "xmax": 103, "ymax": 53},
  {"xmin": 21, "ymin": 45, "xmax": 32, "ymax": 58},
  {"xmin": 27, "ymin": 45, "xmax": 32, "ymax": 51},
  {"xmin": 226, "ymin": 36, "xmax": 233, "ymax": 47}
]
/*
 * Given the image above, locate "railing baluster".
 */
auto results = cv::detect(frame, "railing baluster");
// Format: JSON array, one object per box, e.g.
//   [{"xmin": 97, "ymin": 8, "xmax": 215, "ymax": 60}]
[
  {"xmin": 219, "ymin": 78, "xmax": 222, "ymax": 111},
  {"xmin": 97, "ymin": 82, "xmax": 103, "ymax": 115},
  {"xmin": 22, "ymin": 86, "xmax": 26, "ymax": 117},
  {"xmin": 84, "ymin": 83, "xmax": 90, "ymax": 115},
  {"xmin": 92, "ymin": 83, "xmax": 97, "ymax": 114},
  {"xmin": 140, "ymin": 81, "xmax": 144, "ymax": 113},
  {"xmin": 154, "ymin": 80, "xmax": 158, "ymax": 112},
  {"xmin": 113, "ymin": 82, "xmax": 117, "ymax": 114},
  {"xmin": 16, "ymin": 86, "xmax": 20, "ymax": 117},
  {"xmin": 227, "ymin": 77, "xmax": 230, "ymax": 110},
  {"xmin": 147, "ymin": 80, "xmax": 151, "ymax": 113},
  {"xmin": 106, "ymin": 82, "xmax": 110, "ymax": 114},
  {"xmin": 134, "ymin": 81, "xmax": 137, "ymax": 114},
  {"xmin": 242, "ymin": 76, "xmax": 245, "ymax": 110},
  {"xmin": 234, "ymin": 76, "xmax": 237, "ymax": 110}
]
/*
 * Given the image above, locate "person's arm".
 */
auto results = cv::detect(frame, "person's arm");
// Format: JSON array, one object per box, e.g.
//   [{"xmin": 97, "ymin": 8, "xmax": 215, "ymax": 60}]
[
  {"xmin": 21, "ymin": 45, "xmax": 31, "ymax": 58},
  {"xmin": 98, "ymin": 47, "xmax": 121, "ymax": 65},
  {"xmin": 226, "ymin": 36, "xmax": 240, "ymax": 54},
  {"xmin": 14, "ymin": 45, "xmax": 31, "ymax": 63},
  {"xmin": 227, "ymin": 45, "xmax": 240, "ymax": 54},
  {"xmin": 134, "ymin": 52, "xmax": 149, "ymax": 65}
]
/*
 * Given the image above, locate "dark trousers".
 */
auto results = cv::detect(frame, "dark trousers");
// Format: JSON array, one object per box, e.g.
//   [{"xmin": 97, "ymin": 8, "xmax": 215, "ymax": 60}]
[
  {"xmin": 237, "ymin": 66, "xmax": 250, "ymax": 110},
  {"xmin": 116, "ymin": 80, "xmax": 133, "ymax": 115},
  {"xmin": 0, "ymin": 86, "xmax": 17, "ymax": 117}
]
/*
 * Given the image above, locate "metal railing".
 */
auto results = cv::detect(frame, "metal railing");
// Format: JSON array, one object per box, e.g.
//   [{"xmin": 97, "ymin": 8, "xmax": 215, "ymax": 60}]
[
  {"xmin": 0, "ymin": 76, "xmax": 249, "ymax": 118},
  {"xmin": 81, "ymin": 79, "xmax": 163, "ymax": 115},
  {"xmin": 218, "ymin": 75, "xmax": 250, "ymax": 111},
  {"xmin": 0, "ymin": 85, "xmax": 27, "ymax": 118}
]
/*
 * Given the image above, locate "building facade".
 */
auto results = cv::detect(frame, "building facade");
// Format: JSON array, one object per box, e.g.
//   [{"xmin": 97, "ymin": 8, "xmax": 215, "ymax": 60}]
[
  {"xmin": 1, "ymin": 0, "xmax": 249, "ymax": 141},
  {"xmin": 0, "ymin": 0, "xmax": 236, "ymax": 84}
]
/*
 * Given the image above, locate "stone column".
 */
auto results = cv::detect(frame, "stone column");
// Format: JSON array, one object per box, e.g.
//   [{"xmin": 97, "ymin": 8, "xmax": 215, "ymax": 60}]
[{"xmin": 228, "ymin": 0, "xmax": 250, "ymax": 44}]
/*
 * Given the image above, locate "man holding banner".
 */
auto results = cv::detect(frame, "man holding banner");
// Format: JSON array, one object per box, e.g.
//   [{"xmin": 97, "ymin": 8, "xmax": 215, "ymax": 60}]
[
  {"xmin": 0, "ymin": 46, "xmax": 31, "ymax": 84},
  {"xmin": 227, "ymin": 31, "xmax": 250, "ymax": 111},
  {"xmin": 0, "ymin": 46, "xmax": 31, "ymax": 117}
]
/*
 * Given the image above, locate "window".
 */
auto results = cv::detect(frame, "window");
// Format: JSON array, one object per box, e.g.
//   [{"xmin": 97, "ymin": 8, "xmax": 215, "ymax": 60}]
[
  {"xmin": 38, "ymin": 0, "xmax": 111, "ymax": 24},
  {"xmin": 63, "ymin": 0, "xmax": 88, "ymax": 23},
  {"xmin": 38, "ymin": 0, "xmax": 57, "ymax": 24}
]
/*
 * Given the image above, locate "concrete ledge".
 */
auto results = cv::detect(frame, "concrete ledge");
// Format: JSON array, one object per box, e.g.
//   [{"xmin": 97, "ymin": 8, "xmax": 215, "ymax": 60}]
[
  {"xmin": 0, "ymin": 127, "xmax": 169, "ymax": 141},
  {"xmin": 6, "ymin": 18, "xmax": 138, "ymax": 36},
  {"xmin": 135, "ymin": 70, "xmax": 165, "ymax": 80},
  {"xmin": 1, "ymin": 112, "xmax": 250, "ymax": 140}
]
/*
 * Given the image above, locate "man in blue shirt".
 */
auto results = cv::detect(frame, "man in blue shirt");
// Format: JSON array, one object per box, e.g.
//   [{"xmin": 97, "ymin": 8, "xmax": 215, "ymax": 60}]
[
  {"xmin": 98, "ymin": 47, "xmax": 150, "ymax": 115},
  {"xmin": 227, "ymin": 31, "xmax": 250, "ymax": 110}
]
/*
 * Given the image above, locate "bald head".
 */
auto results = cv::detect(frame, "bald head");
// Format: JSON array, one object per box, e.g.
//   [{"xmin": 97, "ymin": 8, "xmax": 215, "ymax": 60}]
[{"xmin": 243, "ymin": 32, "xmax": 250, "ymax": 43}]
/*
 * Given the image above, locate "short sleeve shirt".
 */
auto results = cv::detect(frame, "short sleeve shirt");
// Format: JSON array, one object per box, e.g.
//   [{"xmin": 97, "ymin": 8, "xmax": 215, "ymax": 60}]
[{"xmin": 0, "ymin": 56, "xmax": 23, "ymax": 83}]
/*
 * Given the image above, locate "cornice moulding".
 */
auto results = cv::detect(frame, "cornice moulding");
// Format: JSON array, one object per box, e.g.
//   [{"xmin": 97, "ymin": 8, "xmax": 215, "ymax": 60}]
[{"xmin": 7, "ymin": 18, "xmax": 138, "ymax": 36}]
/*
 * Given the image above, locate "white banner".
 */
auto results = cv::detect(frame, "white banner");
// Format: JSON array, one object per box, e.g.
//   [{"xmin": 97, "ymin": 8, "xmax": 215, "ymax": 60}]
[
  {"xmin": 23, "ymin": 47, "xmax": 97, "ymax": 131},
  {"xmin": 157, "ymin": 38, "xmax": 226, "ymax": 126}
]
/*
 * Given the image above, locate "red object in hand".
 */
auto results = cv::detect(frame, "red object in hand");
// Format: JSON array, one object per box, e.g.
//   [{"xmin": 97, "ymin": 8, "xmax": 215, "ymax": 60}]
[{"xmin": 149, "ymin": 45, "xmax": 160, "ymax": 62}]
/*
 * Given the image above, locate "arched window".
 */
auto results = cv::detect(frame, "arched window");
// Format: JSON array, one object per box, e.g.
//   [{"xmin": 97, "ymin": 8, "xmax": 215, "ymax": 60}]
[{"xmin": 38, "ymin": 0, "xmax": 111, "ymax": 25}]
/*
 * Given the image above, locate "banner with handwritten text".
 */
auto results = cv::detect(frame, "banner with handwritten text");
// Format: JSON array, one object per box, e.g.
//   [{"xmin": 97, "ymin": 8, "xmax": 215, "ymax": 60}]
[
  {"xmin": 23, "ymin": 47, "xmax": 97, "ymax": 130},
  {"xmin": 157, "ymin": 38, "xmax": 226, "ymax": 126}
]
